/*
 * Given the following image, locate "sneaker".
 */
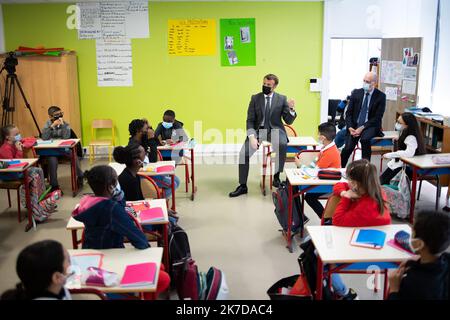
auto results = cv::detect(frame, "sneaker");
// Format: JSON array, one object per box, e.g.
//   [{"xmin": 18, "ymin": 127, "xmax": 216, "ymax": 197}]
[{"xmin": 341, "ymin": 288, "xmax": 359, "ymax": 300}]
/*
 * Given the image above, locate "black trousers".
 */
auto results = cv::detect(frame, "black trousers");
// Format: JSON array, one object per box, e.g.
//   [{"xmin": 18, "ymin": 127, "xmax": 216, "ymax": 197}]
[
  {"xmin": 340, "ymin": 126, "xmax": 380, "ymax": 167},
  {"xmin": 380, "ymin": 166, "xmax": 412, "ymax": 186},
  {"xmin": 238, "ymin": 129, "xmax": 287, "ymax": 185},
  {"xmin": 305, "ymin": 193, "xmax": 326, "ymax": 218}
]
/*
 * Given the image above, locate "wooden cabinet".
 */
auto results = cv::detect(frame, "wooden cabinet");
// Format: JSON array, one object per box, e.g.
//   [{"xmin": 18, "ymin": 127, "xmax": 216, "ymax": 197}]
[{"xmin": 1, "ymin": 52, "xmax": 81, "ymax": 140}]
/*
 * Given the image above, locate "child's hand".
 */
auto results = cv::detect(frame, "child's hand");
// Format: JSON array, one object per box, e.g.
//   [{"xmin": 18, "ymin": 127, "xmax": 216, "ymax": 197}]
[
  {"xmin": 15, "ymin": 141, "xmax": 23, "ymax": 151},
  {"xmin": 295, "ymin": 154, "xmax": 301, "ymax": 167},
  {"xmin": 340, "ymin": 189, "xmax": 360, "ymax": 199},
  {"xmin": 166, "ymin": 139, "xmax": 174, "ymax": 145},
  {"xmin": 388, "ymin": 262, "xmax": 406, "ymax": 293}
]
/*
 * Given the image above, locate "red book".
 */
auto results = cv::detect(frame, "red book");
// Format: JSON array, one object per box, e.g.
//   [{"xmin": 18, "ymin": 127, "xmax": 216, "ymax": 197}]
[
  {"xmin": 139, "ymin": 207, "xmax": 164, "ymax": 223},
  {"xmin": 120, "ymin": 262, "xmax": 157, "ymax": 287},
  {"xmin": 59, "ymin": 140, "xmax": 75, "ymax": 146},
  {"xmin": 156, "ymin": 165, "xmax": 175, "ymax": 173}
]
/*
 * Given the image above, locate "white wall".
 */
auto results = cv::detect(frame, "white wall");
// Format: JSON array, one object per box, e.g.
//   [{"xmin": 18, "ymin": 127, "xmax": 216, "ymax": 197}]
[
  {"xmin": 432, "ymin": 0, "xmax": 450, "ymax": 116},
  {"xmin": 321, "ymin": 0, "xmax": 439, "ymax": 122}
]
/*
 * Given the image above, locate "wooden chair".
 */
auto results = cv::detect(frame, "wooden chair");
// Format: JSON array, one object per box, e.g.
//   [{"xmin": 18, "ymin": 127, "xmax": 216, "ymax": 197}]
[
  {"xmin": 158, "ymin": 147, "xmax": 190, "ymax": 193},
  {"xmin": 284, "ymin": 124, "xmax": 298, "ymax": 137},
  {"xmin": 0, "ymin": 180, "xmax": 23, "ymax": 222},
  {"xmin": 139, "ymin": 175, "xmax": 163, "ymax": 199},
  {"xmin": 69, "ymin": 288, "xmax": 108, "ymax": 300},
  {"xmin": 89, "ymin": 119, "xmax": 115, "ymax": 164}
]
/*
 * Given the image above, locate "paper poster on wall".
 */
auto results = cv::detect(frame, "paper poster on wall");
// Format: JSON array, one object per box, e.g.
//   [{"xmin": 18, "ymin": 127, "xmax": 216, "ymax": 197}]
[
  {"xmin": 220, "ymin": 18, "xmax": 256, "ymax": 67},
  {"xmin": 385, "ymin": 87, "xmax": 398, "ymax": 101},
  {"xmin": 380, "ymin": 60, "xmax": 403, "ymax": 85},
  {"xmin": 402, "ymin": 80, "xmax": 416, "ymax": 95},
  {"xmin": 168, "ymin": 19, "xmax": 216, "ymax": 56},
  {"xmin": 96, "ymin": 38, "xmax": 133, "ymax": 87},
  {"xmin": 403, "ymin": 66, "xmax": 417, "ymax": 81},
  {"xmin": 402, "ymin": 47, "xmax": 413, "ymax": 66},
  {"xmin": 78, "ymin": 1, "xmax": 149, "ymax": 39}
]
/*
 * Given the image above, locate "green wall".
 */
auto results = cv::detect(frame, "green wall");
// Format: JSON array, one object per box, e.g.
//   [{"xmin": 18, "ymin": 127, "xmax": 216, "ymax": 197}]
[{"xmin": 3, "ymin": 2, "xmax": 323, "ymax": 145}]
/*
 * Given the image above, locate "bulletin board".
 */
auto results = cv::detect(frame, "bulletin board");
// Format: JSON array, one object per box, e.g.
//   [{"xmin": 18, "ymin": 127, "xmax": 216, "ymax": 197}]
[{"xmin": 220, "ymin": 18, "xmax": 256, "ymax": 67}]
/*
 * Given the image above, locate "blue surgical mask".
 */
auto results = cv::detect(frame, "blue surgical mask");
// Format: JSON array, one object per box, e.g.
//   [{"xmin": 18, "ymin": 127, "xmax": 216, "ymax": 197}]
[
  {"xmin": 394, "ymin": 122, "xmax": 404, "ymax": 131},
  {"xmin": 14, "ymin": 134, "xmax": 22, "ymax": 142},
  {"xmin": 162, "ymin": 122, "xmax": 173, "ymax": 129},
  {"xmin": 111, "ymin": 182, "xmax": 124, "ymax": 202},
  {"xmin": 362, "ymin": 83, "xmax": 371, "ymax": 92}
]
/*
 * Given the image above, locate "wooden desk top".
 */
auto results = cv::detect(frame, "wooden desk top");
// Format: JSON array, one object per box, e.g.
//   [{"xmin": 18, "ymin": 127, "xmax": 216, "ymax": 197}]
[
  {"xmin": 285, "ymin": 168, "xmax": 346, "ymax": 186},
  {"xmin": 157, "ymin": 141, "xmax": 193, "ymax": 150},
  {"xmin": 68, "ymin": 247, "xmax": 162, "ymax": 293},
  {"xmin": 33, "ymin": 139, "xmax": 80, "ymax": 149},
  {"xmin": 109, "ymin": 161, "xmax": 176, "ymax": 177},
  {"xmin": 307, "ymin": 224, "xmax": 414, "ymax": 264},
  {"xmin": 66, "ymin": 199, "xmax": 169, "ymax": 230},
  {"xmin": 0, "ymin": 159, "xmax": 39, "ymax": 173},
  {"xmin": 400, "ymin": 153, "xmax": 450, "ymax": 169},
  {"xmin": 373, "ymin": 131, "xmax": 399, "ymax": 140}
]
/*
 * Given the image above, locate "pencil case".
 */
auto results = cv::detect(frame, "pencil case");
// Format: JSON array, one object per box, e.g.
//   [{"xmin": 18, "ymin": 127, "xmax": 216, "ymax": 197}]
[{"xmin": 317, "ymin": 170, "xmax": 342, "ymax": 180}]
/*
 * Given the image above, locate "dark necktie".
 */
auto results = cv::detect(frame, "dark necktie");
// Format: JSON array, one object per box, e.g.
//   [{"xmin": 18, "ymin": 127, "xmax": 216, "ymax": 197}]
[
  {"xmin": 264, "ymin": 96, "xmax": 271, "ymax": 129},
  {"xmin": 357, "ymin": 92, "xmax": 370, "ymax": 127}
]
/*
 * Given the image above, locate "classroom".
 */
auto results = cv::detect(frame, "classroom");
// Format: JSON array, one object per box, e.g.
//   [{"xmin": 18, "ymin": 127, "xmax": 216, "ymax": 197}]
[{"xmin": 0, "ymin": 0, "xmax": 449, "ymax": 303}]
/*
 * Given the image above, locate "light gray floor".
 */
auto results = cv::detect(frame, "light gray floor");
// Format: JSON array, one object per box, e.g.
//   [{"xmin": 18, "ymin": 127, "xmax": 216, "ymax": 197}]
[{"xmin": 0, "ymin": 155, "xmax": 447, "ymax": 299}]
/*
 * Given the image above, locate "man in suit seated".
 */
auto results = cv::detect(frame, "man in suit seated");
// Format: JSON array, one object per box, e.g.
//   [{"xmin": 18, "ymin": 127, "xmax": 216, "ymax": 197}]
[
  {"xmin": 229, "ymin": 74, "xmax": 297, "ymax": 197},
  {"xmin": 340, "ymin": 72, "xmax": 386, "ymax": 167}
]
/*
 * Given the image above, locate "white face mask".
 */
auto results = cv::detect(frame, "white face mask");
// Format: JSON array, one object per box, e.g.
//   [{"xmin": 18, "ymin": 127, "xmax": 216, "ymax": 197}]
[
  {"xmin": 363, "ymin": 82, "xmax": 371, "ymax": 92},
  {"xmin": 394, "ymin": 122, "xmax": 404, "ymax": 131},
  {"xmin": 408, "ymin": 237, "xmax": 423, "ymax": 253}
]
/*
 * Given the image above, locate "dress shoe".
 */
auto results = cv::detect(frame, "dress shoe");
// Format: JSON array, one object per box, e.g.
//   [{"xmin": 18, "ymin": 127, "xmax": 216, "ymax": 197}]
[{"xmin": 229, "ymin": 185, "xmax": 248, "ymax": 198}]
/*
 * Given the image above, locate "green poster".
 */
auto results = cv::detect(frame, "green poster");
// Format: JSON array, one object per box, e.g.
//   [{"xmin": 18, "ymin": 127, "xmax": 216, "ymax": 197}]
[{"xmin": 220, "ymin": 18, "xmax": 256, "ymax": 67}]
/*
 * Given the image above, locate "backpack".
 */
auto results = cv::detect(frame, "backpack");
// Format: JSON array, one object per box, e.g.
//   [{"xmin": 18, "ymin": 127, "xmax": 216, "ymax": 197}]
[
  {"xmin": 299, "ymin": 239, "xmax": 333, "ymax": 300},
  {"xmin": 169, "ymin": 224, "xmax": 192, "ymax": 273},
  {"xmin": 176, "ymin": 259, "xmax": 199, "ymax": 300},
  {"xmin": 382, "ymin": 168, "xmax": 411, "ymax": 219},
  {"xmin": 204, "ymin": 267, "xmax": 229, "ymax": 300},
  {"xmin": 272, "ymin": 181, "xmax": 304, "ymax": 235}
]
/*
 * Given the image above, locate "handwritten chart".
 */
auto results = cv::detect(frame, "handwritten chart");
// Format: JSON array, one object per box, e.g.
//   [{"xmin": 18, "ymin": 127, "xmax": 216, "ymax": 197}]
[
  {"xmin": 168, "ymin": 19, "xmax": 216, "ymax": 56},
  {"xmin": 96, "ymin": 39, "xmax": 133, "ymax": 87}
]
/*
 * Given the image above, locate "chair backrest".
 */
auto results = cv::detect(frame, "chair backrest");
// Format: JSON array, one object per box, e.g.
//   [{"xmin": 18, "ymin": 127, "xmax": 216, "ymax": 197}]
[
  {"xmin": 139, "ymin": 175, "xmax": 162, "ymax": 199},
  {"xmin": 157, "ymin": 150, "xmax": 163, "ymax": 162},
  {"xmin": 69, "ymin": 288, "xmax": 108, "ymax": 300},
  {"xmin": 284, "ymin": 124, "xmax": 298, "ymax": 137},
  {"xmin": 321, "ymin": 195, "xmax": 341, "ymax": 225},
  {"xmin": 295, "ymin": 150, "xmax": 320, "ymax": 167},
  {"xmin": 91, "ymin": 119, "xmax": 115, "ymax": 145}
]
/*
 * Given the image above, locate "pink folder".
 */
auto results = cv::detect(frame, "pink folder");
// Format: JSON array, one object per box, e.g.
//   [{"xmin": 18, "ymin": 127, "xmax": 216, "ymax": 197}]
[
  {"xmin": 140, "ymin": 207, "xmax": 164, "ymax": 223},
  {"xmin": 59, "ymin": 140, "xmax": 75, "ymax": 146},
  {"xmin": 7, "ymin": 162, "xmax": 28, "ymax": 168},
  {"xmin": 156, "ymin": 165, "xmax": 175, "ymax": 173},
  {"xmin": 120, "ymin": 262, "xmax": 157, "ymax": 287}
]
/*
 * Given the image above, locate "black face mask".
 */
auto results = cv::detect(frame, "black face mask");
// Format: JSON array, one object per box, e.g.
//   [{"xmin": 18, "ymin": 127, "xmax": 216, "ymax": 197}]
[{"xmin": 262, "ymin": 85, "xmax": 272, "ymax": 95}]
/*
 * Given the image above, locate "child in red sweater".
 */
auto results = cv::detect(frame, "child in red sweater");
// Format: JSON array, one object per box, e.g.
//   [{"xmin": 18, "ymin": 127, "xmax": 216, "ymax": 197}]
[
  {"xmin": 328, "ymin": 159, "xmax": 391, "ymax": 299},
  {"xmin": 296, "ymin": 122, "xmax": 341, "ymax": 218},
  {"xmin": 0, "ymin": 124, "xmax": 24, "ymax": 159}
]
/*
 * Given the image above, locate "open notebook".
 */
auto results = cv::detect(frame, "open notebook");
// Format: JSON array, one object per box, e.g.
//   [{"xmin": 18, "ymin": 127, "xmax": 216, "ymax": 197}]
[
  {"xmin": 350, "ymin": 229, "xmax": 386, "ymax": 249},
  {"xmin": 120, "ymin": 262, "xmax": 157, "ymax": 287},
  {"xmin": 139, "ymin": 207, "xmax": 165, "ymax": 223}
]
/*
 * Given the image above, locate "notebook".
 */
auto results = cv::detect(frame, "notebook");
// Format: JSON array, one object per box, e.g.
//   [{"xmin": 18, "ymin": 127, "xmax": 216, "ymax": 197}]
[
  {"xmin": 156, "ymin": 165, "xmax": 175, "ymax": 173},
  {"xmin": 139, "ymin": 207, "xmax": 165, "ymax": 223},
  {"xmin": 7, "ymin": 162, "xmax": 28, "ymax": 168},
  {"xmin": 432, "ymin": 155, "xmax": 450, "ymax": 165},
  {"xmin": 36, "ymin": 139, "xmax": 53, "ymax": 145},
  {"xmin": 120, "ymin": 262, "xmax": 157, "ymax": 287},
  {"xmin": 350, "ymin": 229, "xmax": 386, "ymax": 249},
  {"xmin": 128, "ymin": 201, "xmax": 150, "ymax": 212},
  {"xmin": 59, "ymin": 140, "xmax": 75, "ymax": 146}
]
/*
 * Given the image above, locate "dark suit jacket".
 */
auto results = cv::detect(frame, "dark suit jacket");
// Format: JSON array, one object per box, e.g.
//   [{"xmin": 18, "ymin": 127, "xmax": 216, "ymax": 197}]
[
  {"xmin": 345, "ymin": 88, "xmax": 386, "ymax": 135},
  {"xmin": 246, "ymin": 92, "xmax": 297, "ymax": 138}
]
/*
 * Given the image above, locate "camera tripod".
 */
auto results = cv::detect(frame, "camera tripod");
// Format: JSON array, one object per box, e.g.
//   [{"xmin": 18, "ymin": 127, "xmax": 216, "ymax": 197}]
[{"xmin": 0, "ymin": 53, "xmax": 41, "ymax": 136}]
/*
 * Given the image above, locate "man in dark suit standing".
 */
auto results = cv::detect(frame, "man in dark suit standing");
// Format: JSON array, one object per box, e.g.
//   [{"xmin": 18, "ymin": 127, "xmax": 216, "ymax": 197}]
[
  {"xmin": 229, "ymin": 74, "xmax": 297, "ymax": 197},
  {"xmin": 340, "ymin": 72, "xmax": 386, "ymax": 167}
]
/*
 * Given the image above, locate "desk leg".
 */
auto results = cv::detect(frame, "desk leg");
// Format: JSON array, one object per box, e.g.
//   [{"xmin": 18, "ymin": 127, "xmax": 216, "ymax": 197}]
[
  {"xmin": 171, "ymin": 174, "xmax": 176, "ymax": 211},
  {"xmin": 286, "ymin": 181, "xmax": 293, "ymax": 253},
  {"xmin": 142, "ymin": 292, "xmax": 156, "ymax": 300},
  {"xmin": 24, "ymin": 168, "xmax": 34, "ymax": 232},
  {"xmin": 71, "ymin": 147, "xmax": 78, "ymax": 197},
  {"xmin": 383, "ymin": 269, "xmax": 389, "ymax": 300},
  {"xmin": 261, "ymin": 145, "xmax": 267, "ymax": 196},
  {"xmin": 410, "ymin": 166, "xmax": 418, "ymax": 224},
  {"xmin": 316, "ymin": 257, "xmax": 324, "ymax": 300},
  {"xmin": 190, "ymin": 148, "xmax": 196, "ymax": 201},
  {"xmin": 71, "ymin": 230, "xmax": 79, "ymax": 249},
  {"xmin": 163, "ymin": 224, "xmax": 169, "ymax": 270}
]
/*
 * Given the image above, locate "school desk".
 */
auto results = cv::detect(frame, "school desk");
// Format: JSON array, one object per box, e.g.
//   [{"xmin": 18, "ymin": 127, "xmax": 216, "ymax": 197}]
[
  {"xmin": 261, "ymin": 136, "xmax": 319, "ymax": 196},
  {"xmin": 68, "ymin": 247, "xmax": 163, "ymax": 299},
  {"xmin": 32, "ymin": 139, "xmax": 81, "ymax": 197},
  {"xmin": 307, "ymin": 224, "xmax": 413, "ymax": 300},
  {"xmin": 158, "ymin": 141, "xmax": 197, "ymax": 201},
  {"xmin": 400, "ymin": 153, "xmax": 450, "ymax": 223},
  {"xmin": 66, "ymin": 199, "xmax": 169, "ymax": 268},
  {"xmin": 0, "ymin": 158, "xmax": 38, "ymax": 232},
  {"xmin": 284, "ymin": 167, "xmax": 345, "ymax": 252}
]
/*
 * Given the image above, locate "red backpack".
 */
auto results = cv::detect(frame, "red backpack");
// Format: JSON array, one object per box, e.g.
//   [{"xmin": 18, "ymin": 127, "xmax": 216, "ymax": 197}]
[{"xmin": 176, "ymin": 259, "xmax": 199, "ymax": 300}]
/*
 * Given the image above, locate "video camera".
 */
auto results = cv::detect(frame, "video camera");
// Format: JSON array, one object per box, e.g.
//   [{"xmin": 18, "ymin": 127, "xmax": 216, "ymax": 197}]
[{"xmin": 3, "ymin": 52, "xmax": 18, "ymax": 75}]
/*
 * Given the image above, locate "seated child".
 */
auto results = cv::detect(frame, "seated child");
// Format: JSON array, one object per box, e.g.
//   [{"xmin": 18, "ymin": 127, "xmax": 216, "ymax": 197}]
[
  {"xmin": 72, "ymin": 165, "xmax": 170, "ymax": 295},
  {"xmin": 388, "ymin": 210, "xmax": 450, "ymax": 300},
  {"xmin": 330, "ymin": 159, "xmax": 391, "ymax": 299},
  {"xmin": 40, "ymin": 106, "xmax": 84, "ymax": 192},
  {"xmin": 154, "ymin": 109, "xmax": 188, "ymax": 163},
  {"xmin": 0, "ymin": 124, "xmax": 61, "ymax": 222},
  {"xmin": 296, "ymin": 122, "xmax": 341, "ymax": 218},
  {"xmin": 127, "ymin": 119, "xmax": 180, "ymax": 200},
  {"xmin": 1, "ymin": 240, "xmax": 72, "ymax": 300}
]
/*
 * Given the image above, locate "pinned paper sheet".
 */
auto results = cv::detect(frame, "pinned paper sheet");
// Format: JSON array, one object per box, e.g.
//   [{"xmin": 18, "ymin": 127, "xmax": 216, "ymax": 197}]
[
  {"xmin": 168, "ymin": 19, "xmax": 216, "ymax": 56},
  {"xmin": 385, "ymin": 87, "xmax": 398, "ymax": 101},
  {"xmin": 96, "ymin": 38, "xmax": 133, "ymax": 87},
  {"xmin": 380, "ymin": 60, "xmax": 403, "ymax": 85},
  {"xmin": 402, "ymin": 80, "xmax": 416, "ymax": 95},
  {"xmin": 403, "ymin": 67, "xmax": 417, "ymax": 81}
]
